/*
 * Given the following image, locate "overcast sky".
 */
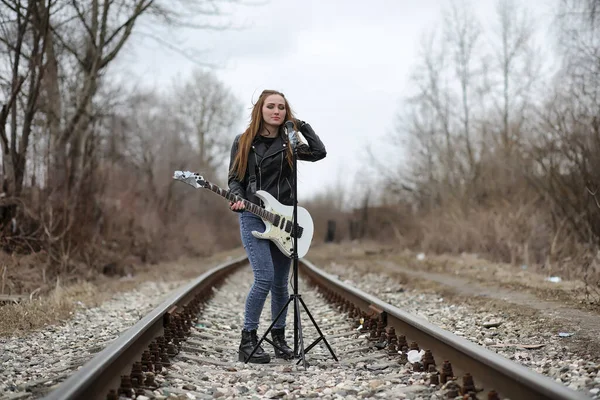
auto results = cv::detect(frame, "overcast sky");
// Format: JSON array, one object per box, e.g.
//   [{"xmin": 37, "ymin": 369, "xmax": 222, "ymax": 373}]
[{"xmin": 114, "ymin": 0, "xmax": 556, "ymax": 205}]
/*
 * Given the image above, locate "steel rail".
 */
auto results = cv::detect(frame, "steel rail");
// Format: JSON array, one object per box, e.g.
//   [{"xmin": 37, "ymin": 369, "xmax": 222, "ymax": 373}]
[
  {"xmin": 299, "ymin": 258, "xmax": 591, "ymax": 400},
  {"xmin": 43, "ymin": 255, "xmax": 247, "ymax": 400}
]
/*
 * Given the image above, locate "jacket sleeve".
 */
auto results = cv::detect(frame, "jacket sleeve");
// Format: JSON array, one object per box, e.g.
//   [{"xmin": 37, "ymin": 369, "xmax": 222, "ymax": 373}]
[
  {"xmin": 295, "ymin": 120, "xmax": 327, "ymax": 162},
  {"xmin": 227, "ymin": 135, "xmax": 246, "ymax": 200}
]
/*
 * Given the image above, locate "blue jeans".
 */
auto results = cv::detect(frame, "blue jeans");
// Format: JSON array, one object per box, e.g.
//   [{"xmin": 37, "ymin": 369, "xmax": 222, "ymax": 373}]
[{"xmin": 239, "ymin": 211, "xmax": 291, "ymax": 331}]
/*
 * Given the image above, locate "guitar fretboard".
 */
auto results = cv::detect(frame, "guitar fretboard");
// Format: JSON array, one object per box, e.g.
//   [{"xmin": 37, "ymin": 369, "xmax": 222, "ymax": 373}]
[{"xmin": 205, "ymin": 182, "xmax": 278, "ymax": 224}]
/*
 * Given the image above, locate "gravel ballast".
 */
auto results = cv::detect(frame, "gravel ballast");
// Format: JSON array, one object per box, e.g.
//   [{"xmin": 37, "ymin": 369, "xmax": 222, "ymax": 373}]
[{"xmin": 1, "ymin": 257, "xmax": 598, "ymax": 399}]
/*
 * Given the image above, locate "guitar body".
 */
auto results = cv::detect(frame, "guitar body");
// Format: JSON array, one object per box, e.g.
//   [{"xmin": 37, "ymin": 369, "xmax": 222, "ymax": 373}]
[{"xmin": 252, "ymin": 190, "xmax": 314, "ymax": 259}]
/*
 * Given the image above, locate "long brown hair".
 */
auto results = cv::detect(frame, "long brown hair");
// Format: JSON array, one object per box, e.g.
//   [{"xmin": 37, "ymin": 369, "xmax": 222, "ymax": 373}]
[{"xmin": 230, "ymin": 89, "xmax": 296, "ymax": 179}]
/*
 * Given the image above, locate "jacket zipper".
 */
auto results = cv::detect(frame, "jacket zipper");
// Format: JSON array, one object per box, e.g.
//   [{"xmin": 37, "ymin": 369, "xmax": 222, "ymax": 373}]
[
  {"xmin": 277, "ymin": 151, "xmax": 283, "ymax": 200},
  {"xmin": 254, "ymin": 151, "xmax": 261, "ymax": 190}
]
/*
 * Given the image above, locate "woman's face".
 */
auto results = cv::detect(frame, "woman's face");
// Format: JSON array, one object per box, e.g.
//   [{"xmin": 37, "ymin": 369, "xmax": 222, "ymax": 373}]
[{"xmin": 261, "ymin": 94, "xmax": 286, "ymax": 126}]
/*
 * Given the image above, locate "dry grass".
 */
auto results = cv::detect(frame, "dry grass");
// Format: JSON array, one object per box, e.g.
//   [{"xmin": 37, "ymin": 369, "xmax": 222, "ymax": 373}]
[
  {"xmin": 0, "ymin": 246, "xmax": 245, "ymax": 337},
  {"xmin": 0, "ymin": 282, "xmax": 101, "ymax": 336},
  {"xmin": 415, "ymin": 200, "xmax": 576, "ymax": 272}
]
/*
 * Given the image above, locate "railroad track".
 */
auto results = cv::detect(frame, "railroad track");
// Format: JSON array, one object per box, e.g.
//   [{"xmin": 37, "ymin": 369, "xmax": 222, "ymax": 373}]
[{"xmin": 39, "ymin": 255, "xmax": 591, "ymax": 400}]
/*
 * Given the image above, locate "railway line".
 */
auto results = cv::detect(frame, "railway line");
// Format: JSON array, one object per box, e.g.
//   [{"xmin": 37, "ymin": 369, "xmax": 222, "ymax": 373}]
[{"xmin": 4, "ymin": 255, "xmax": 595, "ymax": 400}]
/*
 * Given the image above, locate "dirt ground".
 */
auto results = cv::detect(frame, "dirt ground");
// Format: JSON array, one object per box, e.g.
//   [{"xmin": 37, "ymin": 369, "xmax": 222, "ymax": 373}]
[{"xmin": 306, "ymin": 241, "xmax": 600, "ymax": 355}]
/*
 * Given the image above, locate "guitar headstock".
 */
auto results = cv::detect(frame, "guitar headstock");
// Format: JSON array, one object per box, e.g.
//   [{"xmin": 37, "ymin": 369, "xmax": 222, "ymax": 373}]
[{"xmin": 173, "ymin": 170, "xmax": 208, "ymax": 189}]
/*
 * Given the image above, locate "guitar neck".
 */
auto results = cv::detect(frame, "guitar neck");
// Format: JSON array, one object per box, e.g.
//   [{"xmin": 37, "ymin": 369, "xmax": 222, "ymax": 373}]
[{"xmin": 204, "ymin": 181, "xmax": 277, "ymax": 223}]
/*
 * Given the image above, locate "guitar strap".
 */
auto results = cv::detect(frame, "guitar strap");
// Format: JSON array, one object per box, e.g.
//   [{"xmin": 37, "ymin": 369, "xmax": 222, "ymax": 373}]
[{"xmin": 247, "ymin": 146, "xmax": 257, "ymax": 195}]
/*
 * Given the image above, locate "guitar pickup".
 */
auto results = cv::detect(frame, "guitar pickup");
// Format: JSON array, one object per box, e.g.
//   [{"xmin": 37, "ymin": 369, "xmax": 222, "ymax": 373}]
[{"xmin": 284, "ymin": 221, "xmax": 303, "ymax": 238}]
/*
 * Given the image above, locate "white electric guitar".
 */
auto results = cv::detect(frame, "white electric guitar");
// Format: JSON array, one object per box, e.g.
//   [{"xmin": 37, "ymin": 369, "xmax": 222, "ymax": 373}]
[{"xmin": 173, "ymin": 171, "xmax": 314, "ymax": 258}]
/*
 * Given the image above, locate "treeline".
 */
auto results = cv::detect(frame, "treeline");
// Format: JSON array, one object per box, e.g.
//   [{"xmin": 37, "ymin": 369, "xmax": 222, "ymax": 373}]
[
  {"xmin": 0, "ymin": 1, "xmax": 246, "ymax": 293},
  {"xmin": 313, "ymin": 0, "xmax": 600, "ymax": 295}
]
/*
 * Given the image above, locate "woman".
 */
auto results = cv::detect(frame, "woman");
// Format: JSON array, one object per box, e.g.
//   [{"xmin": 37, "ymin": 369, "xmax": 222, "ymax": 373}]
[{"xmin": 228, "ymin": 89, "xmax": 327, "ymax": 363}]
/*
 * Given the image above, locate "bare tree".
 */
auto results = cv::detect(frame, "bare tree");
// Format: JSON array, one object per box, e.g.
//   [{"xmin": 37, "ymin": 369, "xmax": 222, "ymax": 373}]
[
  {"xmin": 411, "ymin": 30, "xmax": 454, "ymax": 183},
  {"xmin": 0, "ymin": 0, "xmax": 52, "ymax": 223},
  {"xmin": 389, "ymin": 2, "xmax": 484, "ymax": 211},
  {"xmin": 443, "ymin": 0, "xmax": 482, "ymax": 174},
  {"xmin": 169, "ymin": 69, "xmax": 242, "ymax": 176},
  {"xmin": 524, "ymin": 0, "xmax": 600, "ymax": 250},
  {"xmin": 488, "ymin": 0, "xmax": 539, "ymax": 156},
  {"xmin": 514, "ymin": 0, "xmax": 599, "ymax": 258},
  {"xmin": 382, "ymin": 28, "xmax": 452, "ymax": 210}
]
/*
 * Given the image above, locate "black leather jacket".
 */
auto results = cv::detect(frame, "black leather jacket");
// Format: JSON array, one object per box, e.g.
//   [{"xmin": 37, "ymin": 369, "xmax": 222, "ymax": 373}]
[{"xmin": 228, "ymin": 121, "xmax": 326, "ymax": 207}]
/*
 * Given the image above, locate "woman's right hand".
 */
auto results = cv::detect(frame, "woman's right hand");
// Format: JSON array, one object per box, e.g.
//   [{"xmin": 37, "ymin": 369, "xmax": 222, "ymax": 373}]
[{"xmin": 230, "ymin": 200, "xmax": 245, "ymax": 211}]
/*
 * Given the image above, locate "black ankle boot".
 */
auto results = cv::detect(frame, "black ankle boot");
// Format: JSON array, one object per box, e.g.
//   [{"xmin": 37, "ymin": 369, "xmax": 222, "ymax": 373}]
[
  {"xmin": 271, "ymin": 327, "xmax": 294, "ymax": 360},
  {"xmin": 239, "ymin": 329, "xmax": 270, "ymax": 364}
]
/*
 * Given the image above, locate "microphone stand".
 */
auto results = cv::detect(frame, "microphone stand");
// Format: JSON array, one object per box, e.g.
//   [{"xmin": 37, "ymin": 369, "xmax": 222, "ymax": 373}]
[{"xmin": 244, "ymin": 122, "xmax": 337, "ymax": 368}]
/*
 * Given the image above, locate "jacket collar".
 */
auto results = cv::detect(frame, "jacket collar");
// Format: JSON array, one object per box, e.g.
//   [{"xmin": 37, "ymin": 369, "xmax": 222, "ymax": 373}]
[{"xmin": 252, "ymin": 130, "xmax": 287, "ymax": 160}]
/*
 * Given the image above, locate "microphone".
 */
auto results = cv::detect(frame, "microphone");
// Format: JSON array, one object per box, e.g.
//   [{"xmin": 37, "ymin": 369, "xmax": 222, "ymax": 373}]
[{"xmin": 285, "ymin": 120, "xmax": 298, "ymax": 150}]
